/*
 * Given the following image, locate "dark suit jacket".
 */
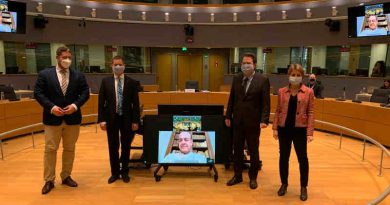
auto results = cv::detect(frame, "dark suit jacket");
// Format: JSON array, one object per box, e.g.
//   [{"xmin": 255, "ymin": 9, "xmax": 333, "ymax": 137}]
[
  {"xmin": 98, "ymin": 75, "xmax": 140, "ymax": 126},
  {"xmin": 306, "ymin": 81, "xmax": 324, "ymax": 98},
  {"xmin": 226, "ymin": 72, "xmax": 270, "ymax": 127},
  {"xmin": 34, "ymin": 67, "xmax": 90, "ymax": 125}
]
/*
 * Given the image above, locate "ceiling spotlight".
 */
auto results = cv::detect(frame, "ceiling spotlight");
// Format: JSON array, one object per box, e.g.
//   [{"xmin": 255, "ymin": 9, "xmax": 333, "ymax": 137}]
[
  {"xmin": 118, "ymin": 10, "xmax": 123, "ymax": 20},
  {"xmin": 141, "ymin": 11, "xmax": 146, "ymax": 21},
  {"xmin": 65, "ymin": 5, "xmax": 71, "ymax": 16},
  {"xmin": 91, "ymin": 8, "xmax": 96, "ymax": 18},
  {"xmin": 332, "ymin": 6, "xmax": 338, "ymax": 17},
  {"xmin": 164, "ymin": 12, "xmax": 169, "ymax": 22},
  {"xmin": 306, "ymin": 8, "xmax": 312, "ymax": 18},
  {"xmin": 233, "ymin": 13, "xmax": 237, "ymax": 22},
  {"xmin": 282, "ymin": 10, "xmax": 287, "ymax": 20},
  {"xmin": 187, "ymin": 13, "xmax": 192, "ymax": 23},
  {"xmin": 36, "ymin": 2, "xmax": 43, "ymax": 13},
  {"xmin": 210, "ymin": 13, "xmax": 215, "ymax": 22},
  {"xmin": 256, "ymin": 12, "xmax": 261, "ymax": 21}
]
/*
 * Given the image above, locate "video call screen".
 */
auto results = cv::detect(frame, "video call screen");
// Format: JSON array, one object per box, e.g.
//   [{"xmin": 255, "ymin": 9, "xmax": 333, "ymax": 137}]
[
  {"xmin": 158, "ymin": 116, "xmax": 216, "ymax": 164},
  {"xmin": 0, "ymin": 0, "xmax": 25, "ymax": 34},
  {"xmin": 349, "ymin": 3, "xmax": 390, "ymax": 38}
]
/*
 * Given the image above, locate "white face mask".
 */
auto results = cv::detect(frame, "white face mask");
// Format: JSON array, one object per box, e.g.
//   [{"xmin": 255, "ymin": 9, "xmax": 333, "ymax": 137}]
[
  {"xmin": 241, "ymin": 64, "xmax": 254, "ymax": 75},
  {"xmin": 113, "ymin": 65, "xmax": 125, "ymax": 75},
  {"xmin": 289, "ymin": 76, "xmax": 302, "ymax": 85},
  {"xmin": 60, "ymin": 58, "xmax": 72, "ymax": 69}
]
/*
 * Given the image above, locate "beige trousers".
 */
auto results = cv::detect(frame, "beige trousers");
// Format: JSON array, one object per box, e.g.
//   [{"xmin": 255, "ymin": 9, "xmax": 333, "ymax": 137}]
[{"xmin": 44, "ymin": 122, "xmax": 80, "ymax": 182}]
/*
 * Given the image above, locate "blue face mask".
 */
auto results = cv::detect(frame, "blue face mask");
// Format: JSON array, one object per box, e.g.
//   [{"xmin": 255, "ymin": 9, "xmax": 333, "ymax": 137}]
[
  {"xmin": 241, "ymin": 64, "xmax": 254, "ymax": 74},
  {"xmin": 113, "ymin": 65, "xmax": 125, "ymax": 75},
  {"xmin": 289, "ymin": 76, "xmax": 302, "ymax": 85}
]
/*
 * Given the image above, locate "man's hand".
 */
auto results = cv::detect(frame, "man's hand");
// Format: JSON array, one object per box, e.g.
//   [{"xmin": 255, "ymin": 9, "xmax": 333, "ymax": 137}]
[
  {"xmin": 100, "ymin": 122, "xmax": 107, "ymax": 131},
  {"xmin": 273, "ymin": 130, "xmax": 278, "ymax": 140},
  {"xmin": 51, "ymin": 106, "xmax": 65, "ymax": 117},
  {"xmin": 225, "ymin": 119, "xmax": 231, "ymax": 127},
  {"xmin": 307, "ymin": 135, "xmax": 314, "ymax": 143},
  {"xmin": 260, "ymin": 123, "xmax": 267, "ymax": 129},
  {"xmin": 63, "ymin": 105, "xmax": 76, "ymax": 115},
  {"xmin": 132, "ymin": 123, "xmax": 139, "ymax": 131}
]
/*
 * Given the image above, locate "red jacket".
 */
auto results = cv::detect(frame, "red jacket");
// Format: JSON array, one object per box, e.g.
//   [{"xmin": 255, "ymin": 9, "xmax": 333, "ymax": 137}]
[{"xmin": 272, "ymin": 84, "xmax": 315, "ymax": 136}]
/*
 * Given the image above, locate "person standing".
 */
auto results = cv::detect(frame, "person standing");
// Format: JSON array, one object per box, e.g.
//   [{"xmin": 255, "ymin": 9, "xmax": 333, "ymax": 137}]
[
  {"xmin": 34, "ymin": 46, "xmax": 90, "ymax": 194},
  {"xmin": 273, "ymin": 64, "xmax": 314, "ymax": 201},
  {"xmin": 225, "ymin": 53, "xmax": 270, "ymax": 189},
  {"xmin": 98, "ymin": 55, "xmax": 140, "ymax": 184}
]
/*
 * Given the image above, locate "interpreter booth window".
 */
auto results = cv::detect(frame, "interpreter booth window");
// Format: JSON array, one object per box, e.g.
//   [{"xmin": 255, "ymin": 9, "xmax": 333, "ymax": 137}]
[
  {"xmin": 223, "ymin": 0, "xmax": 259, "ymax": 4},
  {"xmin": 119, "ymin": 46, "xmax": 151, "ymax": 73},
  {"xmin": 290, "ymin": 47, "xmax": 312, "ymax": 73},
  {"xmin": 66, "ymin": 44, "xmax": 89, "ymax": 73},
  {"xmin": 121, "ymin": 0, "xmax": 158, "ymax": 3},
  {"xmin": 3, "ymin": 41, "xmax": 51, "ymax": 74}
]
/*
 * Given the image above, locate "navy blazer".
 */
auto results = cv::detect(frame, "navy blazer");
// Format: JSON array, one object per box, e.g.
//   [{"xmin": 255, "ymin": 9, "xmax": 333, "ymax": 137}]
[
  {"xmin": 97, "ymin": 75, "xmax": 140, "ymax": 126},
  {"xmin": 34, "ymin": 67, "xmax": 90, "ymax": 125},
  {"xmin": 226, "ymin": 72, "xmax": 270, "ymax": 127}
]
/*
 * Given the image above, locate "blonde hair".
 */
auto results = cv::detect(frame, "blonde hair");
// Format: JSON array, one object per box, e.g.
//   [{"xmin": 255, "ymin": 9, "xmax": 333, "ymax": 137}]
[{"xmin": 288, "ymin": 64, "xmax": 304, "ymax": 76}]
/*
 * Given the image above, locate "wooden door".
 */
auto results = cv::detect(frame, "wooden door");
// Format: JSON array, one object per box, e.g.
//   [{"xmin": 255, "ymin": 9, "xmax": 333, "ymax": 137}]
[
  {"xmin": 208, "ymin": 54, "xmax": 225, "ymax": 91},
  {"xmin": 156, "ymin": 54, "xmax": 172, "ymax": 91},
  {"xmin": 177, "ymin": 55, "xmax": 203, "ymax": 90}
]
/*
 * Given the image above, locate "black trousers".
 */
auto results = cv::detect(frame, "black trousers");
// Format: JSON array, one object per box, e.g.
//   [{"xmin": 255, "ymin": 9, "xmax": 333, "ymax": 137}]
[
  {"xmin": 106, "ymin": 114, "xmax": 134, "ymax": 176},
  {"xmin": 278, "ymin": 127, "xmax": 309, "ymax": 187},
  {"xmin": 233, "ymin": 122, "xmax": 260, "ymax": 180}
]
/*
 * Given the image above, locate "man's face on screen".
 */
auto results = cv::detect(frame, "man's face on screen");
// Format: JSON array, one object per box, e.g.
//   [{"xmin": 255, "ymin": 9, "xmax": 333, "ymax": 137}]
[
  {"xmin": 178, "ymin": 132, "xmax": 193, "ymax": 154},
  {"xmin": 368, "ymin": 15, "xmax": 378, "ymax": 30}
]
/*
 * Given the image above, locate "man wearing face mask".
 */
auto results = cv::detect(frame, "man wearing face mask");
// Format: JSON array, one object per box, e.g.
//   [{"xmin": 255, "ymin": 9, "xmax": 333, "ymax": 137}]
[
  {"xmin": 34, "ymin": 46, "xmax": 90, "ymax": 194},
  {"xmin": 225, "ymin": 53, "xmax": 270, "ymax": 189},
  {"xmin": 98, "ymin": 55, "xmax": 140, "ymax": 184},
  {"xmin": 305, "ymin": 74, "xmax": 324, "ymax": 98}
]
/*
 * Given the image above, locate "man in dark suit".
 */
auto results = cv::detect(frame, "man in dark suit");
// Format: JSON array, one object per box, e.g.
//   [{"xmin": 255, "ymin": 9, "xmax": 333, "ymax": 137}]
[
  {"xmin": 98, "ymin": 55, "xmax": 140, "ymax": 184},
  {"xmin": 34, "ymin": 46, "xmax": 90, "ymax": 194},
  {"xmin": 306, "ymin": 74, "xmax": 324, "ymax": 98},
  {"xmin": 225, "ymin": 53, "xmax": 270, "ymax": 189}
]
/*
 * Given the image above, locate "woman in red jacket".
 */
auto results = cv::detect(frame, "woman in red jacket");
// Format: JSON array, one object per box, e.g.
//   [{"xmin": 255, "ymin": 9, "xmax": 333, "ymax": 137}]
[{"xmin": 273, "ymin": 64, "xmax": 314, "ymax": 201}]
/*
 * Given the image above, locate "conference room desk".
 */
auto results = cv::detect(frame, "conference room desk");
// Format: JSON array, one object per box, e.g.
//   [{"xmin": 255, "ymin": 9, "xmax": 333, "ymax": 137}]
[
  {"xmin": 0, "ymin": 94, "xmax": 98, "ymax": 140},
  {"xmin": 140, "ymin": 92, "xmax": 390, "ymax": 146}
]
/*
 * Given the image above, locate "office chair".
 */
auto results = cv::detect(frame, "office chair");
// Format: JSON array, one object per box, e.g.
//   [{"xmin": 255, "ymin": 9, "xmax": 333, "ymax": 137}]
[{"xmin": 370, "ymin": 89, "xmax": 390, "ymax": 104}]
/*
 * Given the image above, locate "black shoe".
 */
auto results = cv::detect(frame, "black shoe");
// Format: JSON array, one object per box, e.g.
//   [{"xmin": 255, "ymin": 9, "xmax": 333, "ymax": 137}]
[
  {"xmin": 300, "ymin": 187, "xmax": 308, "ymax": 201},
  {"xmin": 108, "ymin": 175, "xmax": 119, "ymax": 184},
  {"xmin": 121, "ymin": 174, "xmax": 130, "ymax": 183},
  {"xmin": 226, "ymin": 176, "xmax": 243, "ymax": 186},
  {"xmin": 249, "ymin": 179, "xmax": 258, "ymax": 189},
  {"xmin": 41, "ymin": 181, "xmax": 54, "ymax": 195},
  {"xmin": 277, "ymin": 184, "xmax": 288, "ymax": 196},
  {"xmin": 62, "ymin": 176, "xmax": 78, "ymax": 187}
]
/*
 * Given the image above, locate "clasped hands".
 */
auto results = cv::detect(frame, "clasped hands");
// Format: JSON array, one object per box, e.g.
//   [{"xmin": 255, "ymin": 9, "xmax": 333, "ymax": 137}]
[{"xmin": 52, "ymin": 105, "xmax": 76, "ymax": 116}]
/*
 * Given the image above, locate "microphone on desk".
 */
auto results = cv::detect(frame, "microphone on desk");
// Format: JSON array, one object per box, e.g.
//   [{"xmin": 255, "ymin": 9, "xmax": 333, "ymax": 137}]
[{"xmin": 336, "ymin": 86, "xmax": 347, "ymax": 101}]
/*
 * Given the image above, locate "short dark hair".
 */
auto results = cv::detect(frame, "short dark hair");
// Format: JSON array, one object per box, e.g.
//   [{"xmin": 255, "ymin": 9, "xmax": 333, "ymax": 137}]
[
  {"xmin": 112, "ymin": 55, "xmax": 124, "ymax": 63},
  {"xmin": 56, "ymin": 46, "xmax": 71, "ymax": 57},
  {"xmin": 242, "ymin": 53, "xmax": 257, "ymax": 64}
]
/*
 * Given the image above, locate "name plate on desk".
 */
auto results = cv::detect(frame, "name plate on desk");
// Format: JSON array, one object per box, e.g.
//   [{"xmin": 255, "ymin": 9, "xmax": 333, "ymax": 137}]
[{"xmin": 184, "ymin": 89, "xmax": 196, "ymax": 93}]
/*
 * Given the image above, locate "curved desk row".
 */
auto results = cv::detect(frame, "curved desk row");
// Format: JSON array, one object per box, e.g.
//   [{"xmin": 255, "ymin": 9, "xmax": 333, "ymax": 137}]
[
  {"xmin": 0, "ymin": 95, "xmax": 98, "ymax": 140},
  {"xmin": 1, "ymin": 92, "xmax": 389, "ymax": 146}
]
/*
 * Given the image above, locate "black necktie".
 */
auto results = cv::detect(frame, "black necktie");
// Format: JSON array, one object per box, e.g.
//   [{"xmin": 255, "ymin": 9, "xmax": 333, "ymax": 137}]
[{"xmin": 242, "ymin": 77, "xmax": 248, "ymax": 93}]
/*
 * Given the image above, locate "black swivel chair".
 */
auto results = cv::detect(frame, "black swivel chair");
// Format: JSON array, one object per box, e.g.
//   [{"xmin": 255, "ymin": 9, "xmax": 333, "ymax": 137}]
[
  {"xmin": 370, "ymin": 89, "xmax": 390, "ymax": 104},
  {"xmin": 0, "ymin": 85, "xmax": 18, "ymax": 101}
]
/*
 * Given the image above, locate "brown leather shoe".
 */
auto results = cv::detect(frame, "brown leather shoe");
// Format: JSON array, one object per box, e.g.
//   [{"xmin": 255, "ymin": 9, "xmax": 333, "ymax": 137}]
[
  {"xmin": 41, "ymin": 181, "xmax": 54, "ymax": 195},
  {"xmin": 62, "ymin": 176, "xmax": 78, "ymax": 187},
  {"xmin": 277, "ymin": 184, "xmax": 288, "ymax": 196}
]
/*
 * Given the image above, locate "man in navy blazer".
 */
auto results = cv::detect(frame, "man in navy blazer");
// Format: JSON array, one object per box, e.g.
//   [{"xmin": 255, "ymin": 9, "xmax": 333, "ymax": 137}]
[
  {"xmin": 34, "ymin": 46, "xmax": 90, "ymax": 195},
  {"xmin": 98, "ymin": 55, "xmax": 140, "ymax": 184}
]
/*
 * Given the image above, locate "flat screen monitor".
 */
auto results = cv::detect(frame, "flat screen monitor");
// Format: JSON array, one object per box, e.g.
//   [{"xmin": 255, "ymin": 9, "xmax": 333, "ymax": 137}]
[
  {"xmin": 158, "ymin": 104, "xmax": 224, "ymax": 116},
  {"xmin": 157, "ymin": 116, "xmax": 216, "ymax": 164},
  {"xmin": 143, "ymin": 115, "xmax": 229, "ymax": 164},
  {"xmin": 348, "ymin": 3, "xmax": 390, "ymax": 38},
  {"xmin": 0, "ymin": 1, "xmax": 26, "ymax": 34},
  {"xmin": 0, "ymin": 85, "xmax": 18, "ymax": 100}
]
